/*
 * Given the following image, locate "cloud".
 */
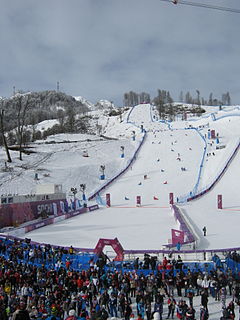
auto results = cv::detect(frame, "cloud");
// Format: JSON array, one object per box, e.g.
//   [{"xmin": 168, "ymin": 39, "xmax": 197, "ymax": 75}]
[{"xmin": 0, "ymin": 0, "xmax": 239, "ymax": 105}]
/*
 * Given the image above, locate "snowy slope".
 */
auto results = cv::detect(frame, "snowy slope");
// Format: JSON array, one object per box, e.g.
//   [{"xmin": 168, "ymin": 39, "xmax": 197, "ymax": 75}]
[{"xmin": 19, "ymin": 103, "xmax": 240, "ymax": 253}]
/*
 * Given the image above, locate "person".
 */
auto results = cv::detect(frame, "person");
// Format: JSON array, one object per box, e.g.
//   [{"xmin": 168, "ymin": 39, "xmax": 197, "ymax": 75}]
[
  {"xmin": 185, "ymin": 306, "xmax": 195, "ymax": 320},
  {"xmin": 176, "ymin": 242, "xmax": 181, "ymax": 251},
  {"xmin": 226, "ymin": 300, "xmax": 235, "ymax": 319},
  {"xmin": 124, "ymin": 301, "xmax": 132, "ymax": 320},
  {"xmin": 201, "ymin": 290, "xmax": 209, "ymax": 313},
  {"xmin": 12, "ymin": 300, "xmax": 30, "ymax": 320},
  {"xmin": 186, "ymin": 285, "xmax": 194, "ymax": 307},
  {"xmin": 108, "ymin": 293, "xmax": 117, "ymax": 317},
  {"xmin": 167, "ymin": 295, "xmax": 176, "ymax": 319},
  {"xmin": 153, "ymin": 300, "xmax": 163, "ymax": 320},
  {"xmin": 220, "ymin": 287, "xmax": 227, "ymax": 309},
  {"xmin": 153, "ymin": 311, "xmax": 160, "ymax": 320},
  {"xmin": 100, "ymin": 306, "xmax": 109, "ymax": 320},
  {"xmin": 0, "ymin": 300, "xmax": 8, "ymax": 320},
  {"xmin": 66, "ymin": 309, "xmax": 78, "ymax": 320},
  {"xmin": 220, "ymin": 307, "xmax": 231, "ymax": 320},
  {"xmin": 200, "ymin": 305, "xmax": 209, "ymax": 320},
  {"xmin": 202, "ymin": 226, "xmax": 207, "ymax": 236}
]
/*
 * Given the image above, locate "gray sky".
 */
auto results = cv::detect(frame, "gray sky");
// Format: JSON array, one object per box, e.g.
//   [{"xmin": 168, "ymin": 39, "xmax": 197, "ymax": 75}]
[{"xmin": 0, "ymin": 0, "xmax": 239, "ymax": 105}]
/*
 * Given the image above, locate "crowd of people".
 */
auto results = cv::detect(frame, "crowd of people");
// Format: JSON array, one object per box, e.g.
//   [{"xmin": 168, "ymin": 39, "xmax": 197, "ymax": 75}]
[{"xmin": 0, "ymin": 237, "xmax": 239, "ymax": 320}]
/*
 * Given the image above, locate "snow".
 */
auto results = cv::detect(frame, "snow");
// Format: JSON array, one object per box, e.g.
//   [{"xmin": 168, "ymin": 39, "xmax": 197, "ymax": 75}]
[{"xmin": 0, "ymin": 104, "xmax": 239, "ymax": 253}]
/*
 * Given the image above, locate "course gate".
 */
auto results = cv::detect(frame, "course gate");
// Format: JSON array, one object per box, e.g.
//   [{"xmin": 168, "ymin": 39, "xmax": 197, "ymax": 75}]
[{"xmin": 94, "ymin": 237, "xmax": 124, "ymax": 261}]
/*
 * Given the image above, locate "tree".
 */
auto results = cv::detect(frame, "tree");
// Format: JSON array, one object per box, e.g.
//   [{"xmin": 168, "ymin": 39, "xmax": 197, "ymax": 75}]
[
  {"xmin": 11, "ymin": 94, "xmax": 32, "ymax": 160},
  {"xmin": 222, "ymin": 92, "xmax": 231, "ymax": 105},
  {"xmin": 179, "ymin": 91, "xmax": 184, "ymax": 102},
  {"xmin": 65, "ymin": 107, "xmax": 76, "ymax": 132},
  {"xmin": 0, "ymin": 99, "xmax": 12, "ymax": 162},
  {"xmin": 185, "ymin": 92, "xmax": 192, "ymax": 104},
  {"xmin": 208, "ymin": 93, "xmax": 213, "ymax": 106},
  {"xmin": 196, "ymin": 90, "xmax": 201, "ymax": 106},
  {"xmin": 32, "ymin": 130, "xmax": 42, "ymax": 141},
  {"xmin": 57, "ymin": 109, "xmax": 65, "ymax": 130},
  {"xmin": 226, "ymin": 92, "xmax": 231, "ymax": 105}
]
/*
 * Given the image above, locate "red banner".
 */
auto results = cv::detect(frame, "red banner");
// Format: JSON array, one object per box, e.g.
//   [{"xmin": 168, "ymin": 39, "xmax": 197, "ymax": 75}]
[
  {"xmin": 136, "ymin": 196, "xmax": 141, "ymax": 206},
  {"xmin": 217, "ymin": 194, "xmax": 222, "ymax": 209},
  {"xmin": 169, "ymin": 193, "xmax": 174, "ymax": 205},
  {"xmin": 106, "ymin": 193, "xmax": 111, "ymax": 207},
  {"xmin": 171, "ymin": 229, "xmax": 184, "ymax": 245}
]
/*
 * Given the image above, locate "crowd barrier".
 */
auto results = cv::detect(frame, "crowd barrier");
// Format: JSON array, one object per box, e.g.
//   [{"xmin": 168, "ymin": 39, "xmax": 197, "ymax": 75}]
[
  {"xmin": 2, "ymin": 233, "xmax": 240, "ymax": 276},
  {"xmin": 105, "ymin": 260, "xmax": 218, "ymax": 277}
]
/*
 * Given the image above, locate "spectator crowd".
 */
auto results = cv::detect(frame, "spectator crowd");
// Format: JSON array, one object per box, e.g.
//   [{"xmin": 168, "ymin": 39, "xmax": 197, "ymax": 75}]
[{"xmin": 0, "ymin": 237, "xmax": 239, "ymax": 320}]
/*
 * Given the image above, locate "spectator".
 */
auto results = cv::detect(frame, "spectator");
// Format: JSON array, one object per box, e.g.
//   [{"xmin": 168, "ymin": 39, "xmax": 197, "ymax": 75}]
[
  {"xmin": 12, "ymin": 300, "xmax": 30, "ymax": 320},
  {"xmin": 66, "ymin": 309, "xmax": 78, "ymax": 320}
]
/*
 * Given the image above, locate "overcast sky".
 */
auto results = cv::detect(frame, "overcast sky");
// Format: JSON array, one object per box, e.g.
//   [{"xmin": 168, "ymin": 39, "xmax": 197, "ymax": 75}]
[{"xmin": 0, "ymin": 0, "xmax": 239, "ymax": 105}]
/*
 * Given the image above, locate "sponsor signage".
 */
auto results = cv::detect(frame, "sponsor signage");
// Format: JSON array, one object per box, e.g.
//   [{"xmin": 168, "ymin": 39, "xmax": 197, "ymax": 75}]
[{"xmin": 89, "ymin": 205, "xmax": 99, "ymax": 212}]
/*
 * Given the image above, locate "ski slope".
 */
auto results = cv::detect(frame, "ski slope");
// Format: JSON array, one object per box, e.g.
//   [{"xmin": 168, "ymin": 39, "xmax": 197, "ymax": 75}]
[{"xmin": 26, "ymin": 104, "xmax": 240, "ymax": 252}]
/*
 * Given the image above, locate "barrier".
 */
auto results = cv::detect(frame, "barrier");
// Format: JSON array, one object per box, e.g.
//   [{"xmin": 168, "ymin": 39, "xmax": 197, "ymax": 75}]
[{"xmin": 1, "ymin": 230, "xmax": 240, "ymax": 266}]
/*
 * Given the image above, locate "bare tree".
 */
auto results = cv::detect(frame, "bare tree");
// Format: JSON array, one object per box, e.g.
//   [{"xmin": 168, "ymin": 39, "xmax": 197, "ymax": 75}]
[
  {"xmin": 13, "ymin": 94, "xmax": 32, "ymax": 160},
  {"xmin": 0, "ymin": 99, "xmax": 12, "ymax": 162}
]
